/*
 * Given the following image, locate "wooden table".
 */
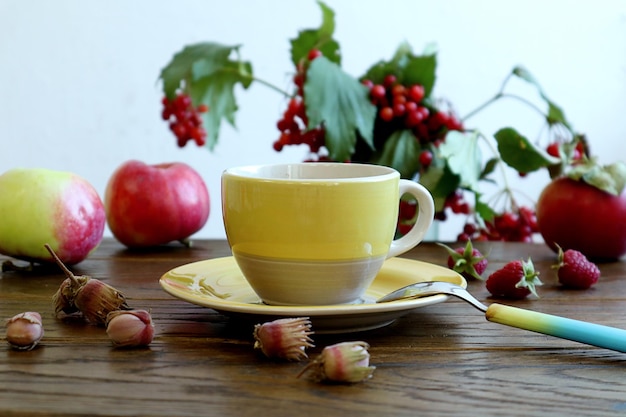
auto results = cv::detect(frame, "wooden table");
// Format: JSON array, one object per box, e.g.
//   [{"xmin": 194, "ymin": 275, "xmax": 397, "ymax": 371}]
[{"xmin": 2, "ymin": 239, "xmax": 626, "ymax": 417}]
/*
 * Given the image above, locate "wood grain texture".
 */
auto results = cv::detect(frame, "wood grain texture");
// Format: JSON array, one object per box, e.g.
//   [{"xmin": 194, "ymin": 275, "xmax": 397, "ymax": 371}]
[{"xmin": 1, "ymin": 239, "xmax": 626, "ymax": 417}]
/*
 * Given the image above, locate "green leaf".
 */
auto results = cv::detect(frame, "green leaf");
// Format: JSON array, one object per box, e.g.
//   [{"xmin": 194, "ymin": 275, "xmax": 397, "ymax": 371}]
[
  {"xmin": 545, "ymin": 101, "xmax": 570, "ymax": 127},
  {"xmin": 371, "ymin": 130, "xmax": 422, "ymax": 179},
  {"xmin": 362, "ymin": 41, "xmax": 411, "ymax": 83},
  {"xmin": 512, "ymin": 66, "xmax": 541, "ymax": 90},
  {"xmin": 421, "ymin": 42, "xmax": 438, "ymax": 56},
  {"xmin": 159, "ymin": 42, "xmax": 254, "ymax": 150},
  {"xmin": 361, "ymin": 43, "xmax": 437, "ymax": 97},
  {"xmin": 438, "ymin": 131, "xmax": 482, "ymax": 190},
  {"xmin": 512, "ymin": 66, "xmax": 572, "ymax": 130},
  {"xmin": 160, "ymin": 42, "xmax": 245, "ymax": 98},
  {"xmin": 568, "ymin": 160, "xmax": 626, "ymax": 195},
  {"xmin": 400, "ymin": 54, "xmax": 437, "ymax": 97},
  {"xmin": 290, "ymin": 1, "xmax": 340, "ymax": 66},
  {"xmin": 474, "ymin": 193, "xmax": 496, "ymax": 222},
  {"xmin": 304, "ymin": 57, "xmax": 376, "ymax": 161},
  {"xmin": 189, "ymin": 60, "xmax": 253, "ymax": 150},
  {"xmin": 419, "ymin": 165, "xmax": 461, "ymax": 211},
  {"xmin": 480, "ymin": 157, "xmax": 499, "ymax": 181},
  {"xmin": 494, "ymin": 127, "xmax": 560, "ymax": 173},
  {"xmin": 605, "ymin": 162, "xmax": 626, "ymax": 195}
]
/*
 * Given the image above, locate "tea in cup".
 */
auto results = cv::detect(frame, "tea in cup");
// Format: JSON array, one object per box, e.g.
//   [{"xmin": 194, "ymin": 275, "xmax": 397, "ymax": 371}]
[{"xmin": 221, "ymin": 162, "xmax": 434, "ymax": 305}]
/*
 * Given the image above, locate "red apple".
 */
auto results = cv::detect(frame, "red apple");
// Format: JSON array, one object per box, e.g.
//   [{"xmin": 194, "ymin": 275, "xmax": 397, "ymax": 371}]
[
  {"xmin": 536, "ymin": 176, "xmax": 626, "ymax": 260},
  {"xmin": 104, "ymin": 160, "xmax": 210, "ymax": 248}
]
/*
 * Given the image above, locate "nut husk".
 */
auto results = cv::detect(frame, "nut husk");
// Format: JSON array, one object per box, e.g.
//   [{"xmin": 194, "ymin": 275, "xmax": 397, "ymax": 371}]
[{"xmin": 46, "ymin": 244, "xmax": 130, "ymax": 325}]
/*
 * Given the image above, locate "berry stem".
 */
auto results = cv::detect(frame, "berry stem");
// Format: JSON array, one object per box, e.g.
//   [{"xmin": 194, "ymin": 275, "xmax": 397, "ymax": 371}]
[
  {"xmin": 460, "ymin": 71, "xmax": 512, "ymax": 121},
  {"xmin": 460, "ymin": 69, "xmax": 567, "ymax": 134},
  {"xmin": 248, "ymin": 75, "xmax": 291, "ymax": 98},
  {"xmin": 473, "ymin": 130, "xmax": 521, "ymax": 214},
  {"xmin": 215, "ymin": 65, "xmax": 291, "ymax": 98},
  {"xmin": 477, "ymin": 131, "xmax": 513, "ymax": 191},
  {"xmin": 462, "ymin": 92, "xmax": 547, "ymax": 124},
  {"xmin": 461, "ymin": 93, "xmax": 502, "ymax": 122}
]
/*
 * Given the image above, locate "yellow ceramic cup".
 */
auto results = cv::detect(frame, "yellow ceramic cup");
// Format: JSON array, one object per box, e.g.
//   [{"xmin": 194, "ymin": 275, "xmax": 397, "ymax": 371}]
[{"xmin": 221, "ymin": 163, "xmax": 434, "ymax": 305}]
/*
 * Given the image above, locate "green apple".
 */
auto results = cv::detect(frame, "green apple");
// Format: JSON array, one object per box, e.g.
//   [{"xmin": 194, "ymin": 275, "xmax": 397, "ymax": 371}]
[{"xmin": 0, "ymin": 168, "xmax": 105, "ymax": 265}]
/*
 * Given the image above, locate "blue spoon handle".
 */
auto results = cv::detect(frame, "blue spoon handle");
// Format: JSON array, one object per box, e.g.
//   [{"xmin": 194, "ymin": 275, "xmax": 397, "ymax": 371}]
[{"xmin": 486, "ymin": 303, "xmax": 626, "ymax": 353}]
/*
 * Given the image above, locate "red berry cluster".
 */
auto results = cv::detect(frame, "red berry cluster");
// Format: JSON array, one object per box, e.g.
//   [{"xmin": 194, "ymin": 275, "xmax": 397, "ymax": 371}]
[
  {"xmin": 459, "ymin": 206, "xmax": 539, "ymax": 242},
  {"xmin": 273, "ymin": 49, "xmax": 326, "ymax": 156},
  {"xmin": 546, "ymin": 141, "xmax": 585, "ymax": 163},
  {"xmin": 418, "ymin": 149, "xmax": 434, "ymax": 168},
  {"xmin": 435, "ymin": 190, "xmax": 471, "ymax": 221},
  {"xmin": 273, "ymin": 97, "xmax": 325, "ymax": 154},
  {"xmin": 397, "ymin": 199, "xmax": 418, "ymax": 236},
  {"xmin": 398, "ymin": 190, "xmax": 473, "ymax": 236},
  {"xmin": 271, "ymin": 61, "xmax": 473, "ymax": 236},
  {"xmin": 363, "ymin": 75, "xmax": 463, "ymax": 145},
  {"xmin": 363, "ymin": 75, "xmax": 467, "ymax": 223},
  {"xmin": 161, "ymin": 93, "xmax": 208, "ymax": 147}
]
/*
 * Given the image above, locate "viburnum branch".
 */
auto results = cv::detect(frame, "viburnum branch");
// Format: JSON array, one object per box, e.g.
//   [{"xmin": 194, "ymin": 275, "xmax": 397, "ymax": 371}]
[
  {"xmin": 498, "ymin": 93, "xmax": 550, "ymax": 119},
  {"xmin": 462, "ymin": 93, "xmax": 550, "ymax": 126},
  {"xmin": 460, "ymin": 70, "xmax": 513, "ymax": 121},
  {"xmin": 248, "ymin": 75, "xmax": 292, "ymax": 98},
  {"xmin": 461, "ymin": 93, "xmax": 502, "ymax": 122},
  {"xmin": 477, "ymin": 131, "xmax": 513, "ymax": 192},
  {"xmin": 158, "ymin": 0, "xmax": 589, "ymax": 243}
]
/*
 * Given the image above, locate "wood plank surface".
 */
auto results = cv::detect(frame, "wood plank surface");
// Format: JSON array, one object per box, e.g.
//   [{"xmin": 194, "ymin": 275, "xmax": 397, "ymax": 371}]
[{"xmin": 1, "ymin": 239, "xmax": 626, "ymax": 417}]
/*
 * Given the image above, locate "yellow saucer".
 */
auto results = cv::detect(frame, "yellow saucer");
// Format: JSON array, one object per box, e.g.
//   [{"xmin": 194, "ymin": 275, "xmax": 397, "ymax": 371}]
[{"xmin": 159, "ymin": 256, "xmax": 466, "ymax": 333}]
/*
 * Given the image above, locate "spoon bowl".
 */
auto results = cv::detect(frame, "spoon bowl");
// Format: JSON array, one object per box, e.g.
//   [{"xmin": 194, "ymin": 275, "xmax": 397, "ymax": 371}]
[
  {"xmin": 377, "ymin": 281, "xmax": 488, "ymax": 312},
  {"xmin": 378, "ymin": 280, "xmax": 626, "ymax": 354}
]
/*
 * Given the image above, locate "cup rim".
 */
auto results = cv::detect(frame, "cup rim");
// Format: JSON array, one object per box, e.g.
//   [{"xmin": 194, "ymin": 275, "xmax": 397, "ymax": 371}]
[{"xmin": 223, "ymin": 162, "xmax": 399, "ymax": 182}]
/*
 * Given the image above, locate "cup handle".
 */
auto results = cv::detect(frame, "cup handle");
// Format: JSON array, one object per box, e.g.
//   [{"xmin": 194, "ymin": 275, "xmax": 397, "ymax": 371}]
[{"xmin": 387, "ymin": 179, "xmax": 435, "ymax": 258}]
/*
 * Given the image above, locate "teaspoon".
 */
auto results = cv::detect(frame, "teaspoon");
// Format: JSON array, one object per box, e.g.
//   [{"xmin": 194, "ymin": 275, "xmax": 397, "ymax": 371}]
[{"xmin": 377, "ymin": 281, "xmax": 626, "ymax": 353}]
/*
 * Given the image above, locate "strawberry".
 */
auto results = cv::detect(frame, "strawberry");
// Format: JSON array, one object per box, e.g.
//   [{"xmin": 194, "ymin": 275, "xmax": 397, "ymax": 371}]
[
  {"xmin": 553, "ymin": 247, "xmax": 600, "ymax": 289},
  {"xmin": 438, "ymin": 240, "xmax": 488, "ymax": 280},
  {"xmin": 486, "ymin": 258, "xmax": 542, "ymax": 299}
]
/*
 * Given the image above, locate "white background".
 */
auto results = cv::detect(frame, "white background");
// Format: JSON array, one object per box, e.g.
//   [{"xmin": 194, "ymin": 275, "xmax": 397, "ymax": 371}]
[{"xmin": 1, "ymin": 0, "xmax": 625, "ymax": 241}]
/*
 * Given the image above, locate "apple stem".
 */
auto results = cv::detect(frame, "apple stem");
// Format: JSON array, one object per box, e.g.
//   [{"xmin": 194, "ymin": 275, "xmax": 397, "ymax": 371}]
[
  {"xmin": 179, "ymin": 238, "xmax": 192, "ymax": 248},
  {"xmin": 43, "ymin": 244, "xmax": 78, "ymax": 284}
]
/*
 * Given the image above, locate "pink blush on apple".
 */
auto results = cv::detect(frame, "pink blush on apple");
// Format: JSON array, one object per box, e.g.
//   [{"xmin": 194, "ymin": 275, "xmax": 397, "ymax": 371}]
[{"xmin": 55, "ymin": 177, "xmax": 106, "ymax": 264}]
